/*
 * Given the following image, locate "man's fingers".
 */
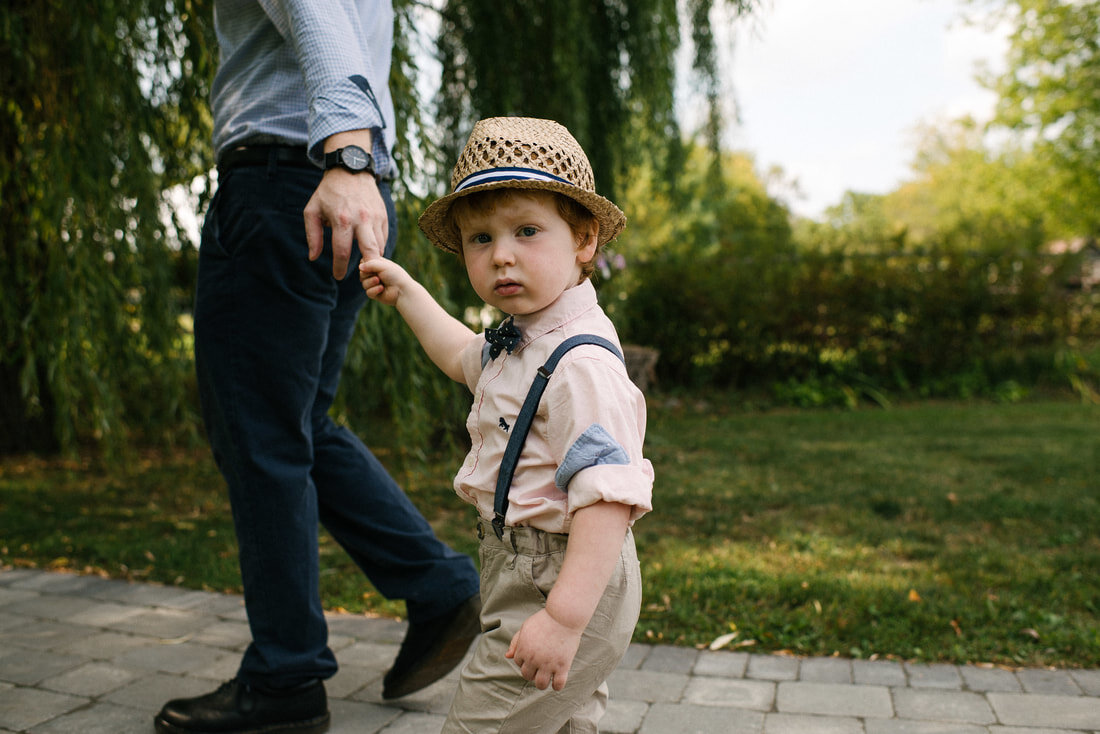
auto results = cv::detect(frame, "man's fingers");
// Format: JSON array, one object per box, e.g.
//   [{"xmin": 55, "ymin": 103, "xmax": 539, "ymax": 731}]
[
  {"xmin": 330, "ymin": 223, "xmax": 353, "ymax": 280},
  {"xmin": 304, "ymin": 210, "xmax": 325, "ymax": 263}
]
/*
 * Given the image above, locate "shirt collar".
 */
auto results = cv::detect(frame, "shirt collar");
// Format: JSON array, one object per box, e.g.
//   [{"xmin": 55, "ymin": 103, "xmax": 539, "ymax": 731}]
[{"xmin": 511, "ymin": 280, "xmax": 599, "ymax": 346}]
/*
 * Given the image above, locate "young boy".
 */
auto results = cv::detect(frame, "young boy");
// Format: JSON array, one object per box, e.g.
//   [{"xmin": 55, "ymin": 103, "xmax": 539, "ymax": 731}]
[{"xmin": 360, "ymin": 116, "xmax": 653, "ymax": 732}]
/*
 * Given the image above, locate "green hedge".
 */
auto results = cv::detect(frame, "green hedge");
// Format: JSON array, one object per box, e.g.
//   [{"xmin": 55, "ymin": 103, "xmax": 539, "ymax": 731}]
[{"xmin": 613, "ymin": 246, "xmax": 1099, "ymax": 403}]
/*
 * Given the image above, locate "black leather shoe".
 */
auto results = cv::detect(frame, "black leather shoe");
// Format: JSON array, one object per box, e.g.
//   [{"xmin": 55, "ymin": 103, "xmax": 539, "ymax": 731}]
[
  {"xmin": 153, "ymin": 678, "xmax": 329, "ymax": 733},
  {"xmin": 382, "ymin": 593, "xmax": 482, "ymax": 699}
]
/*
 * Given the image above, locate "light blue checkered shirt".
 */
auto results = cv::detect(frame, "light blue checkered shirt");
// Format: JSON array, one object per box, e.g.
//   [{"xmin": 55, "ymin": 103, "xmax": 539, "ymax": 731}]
[{"xmin": 211, "ymin": 0, "xmax": 397, "ymax": 178}]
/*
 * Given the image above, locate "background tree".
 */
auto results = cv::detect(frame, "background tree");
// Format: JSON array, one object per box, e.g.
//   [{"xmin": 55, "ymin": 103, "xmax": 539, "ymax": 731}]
[
  {"xmin": 1, "ymin": 1, "xmax": 216, "ymax": 455},
  {"xmin": 972, "ymin": 0, "xmax": 1100, "ymax": 238},
  {"xmin": 433, "ymin": 0, "xmax": 759, "ymax": 205}
]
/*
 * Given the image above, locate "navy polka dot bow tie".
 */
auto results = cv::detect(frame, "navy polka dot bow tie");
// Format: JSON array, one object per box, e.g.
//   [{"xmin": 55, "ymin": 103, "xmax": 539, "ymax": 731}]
[{"xmin": 485, "ymin": 316, "xmax": 521, "ymax": 359}]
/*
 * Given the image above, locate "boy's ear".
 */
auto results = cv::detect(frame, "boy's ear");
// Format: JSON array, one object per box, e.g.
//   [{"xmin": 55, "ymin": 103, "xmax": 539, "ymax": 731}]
[{"xmin": 577, "ymin": 220, "xmax": 599, "ymax": 262}]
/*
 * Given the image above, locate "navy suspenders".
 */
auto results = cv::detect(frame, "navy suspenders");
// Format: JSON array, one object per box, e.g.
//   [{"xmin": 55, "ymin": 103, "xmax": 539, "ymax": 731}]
[{"xmin": 491, "ymin": 334, "xmax": 625, "ymax": 540}]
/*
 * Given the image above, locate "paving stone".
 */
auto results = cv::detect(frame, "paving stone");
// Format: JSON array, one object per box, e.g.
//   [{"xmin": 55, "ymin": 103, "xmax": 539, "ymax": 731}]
[
  {"xmin": 0, "ymin": 649, "xmax": 86, "ymax": 685},
  {"xmin": 800, "ymin": 657, "xmax": 853, "ymax": 683},
  {"xmin": 1070, "ymin": 668, "xmax": 1100, "ymax": 696},
  {"xmin": 327, "ymin": 613, "xmax": 405, "ymax": 643},
  {"xmin": 63, "ymin": 600, "xmax": 146, "ymax": 628},
  {"xmin": 2, "ymin": 595, "xmax": 98, "ymax": 624},
  {"xmin": 51, "ymin": 630, "xmax": 152, "ymax": 660},
  {"xmin": 326, "ymin": 663, "xmax": 380, "ymax": 699},
  {"xmin": 1016, "ymin": 668, "xmax": 1083, "ymax": 695},
  {"xmin": 865, "ymin": 720, "xmax": 987, "ymax": 734},
  {"xmin": 105, "ymin": 607, "xmax": 206, "ymax": 639},
  {"xmin": 52, "ymin": 574, "xmax": 134, "ymax": 599},
  {"xmin": 24, "ymin": 573, "xmax": 106, "ymax": 596},
  {"xmin": 7, "ymin": 572, "xmax": 77, "ymax": 593},
  {"xmin": 188, "ymin": 651, "xmax": 241, "ymax": 681},
  {"xmin": 185, "ymin": 619, "xmax": 252, "ymax": 650},
  {"xmin": 618, "ymin": 643, "xmax": 650, "ymax": 671},
  {"xmin": 853, "ymin": 660, "xmax": 907, "ymax": 687},
  {"xmin": 155, "ymin": 589, "xmax": 230, "ymax": 611},
  {"xmin": 764, "ymin": 712, "xmax": 863, "ymax": 734},
  {"xmin": 682, "ymin": 677, "xmax": 774, "ymax": 710},
  {"xmin": 638, "ymin": 702, "xmax": 764, "ymax": 734},
  {"xmin": 904, "ymin": 663, "xmax": 962, "ymax": 689},
  {"xmin": 110, "ymin": 583, "xmax": 201, "ymax": 607},
  {"xmin": 0, "ymin": 613, "xmax": 27, "ymax": 633},
  {"xmin": 988, "ymin": 692, "xmax": 1100, "ymax": 730},
  {"xmin": 601, "ymin": 699, "xmax": 648, "ymax": 733},
  {"xmin": 333, "ymin": 640, "xmax": 399, "ymax": 672},
  {"xmin": 102, "ymin": 672, "xmax": 214, "ymax": 711},
  {"xmin": 747, "ymin": 654, "xmax": 799, "ymax": 681},
  {"xmin": 776, "ymin": 681, "xmax": 893, "ymax": 718},
  {"xmin": 607, "ymin": 669, "xmax": 689, "ymax": 703},
  {"xmin": 28, "ymin": 700, "xmax": 151, "ymax": 734},
  {"xmin": 892, "ymin": 688, "xmax": 995, "ymax": 724},
  {"xmin": 0, "ymin": 686, "xmax": 86, "ymax": 731},
  {"xmin": 0, "ymin": 588, "xmax": 38, "ymax": 608},
  {"xmin": 640, "ymin": 645, "xmax": 698, "ymax": 674},
  {"xmin": 351, "ymin": 668, "xmax": 461, "ymax": 716},
  {"xmin": 959, "ymin": 665, "xmax": 1022, "ymax": 693},
  {"xmin": 374, "ymin": 711, "xmax": 447, "ymax": 734},
  {"xmin": 38, "ymin": 661, "xmax": 140, "ymax": 697},
  {"xmin": 81, "ymin": 577, "xmax": 142, "ymax": 602},
  {"xmin": 694, "ymin": 650, "xmax": 749, "ymax": 678},
  {"xmin": 325, "ymin": 698, "xmax": 403, "ymax": 734},
  {"xmin": 113, "ymin": 640, "xmax": 227, "ymax": 674},
  {"xmin": 988, "ymin": 728, "xmax": 1087, "ymax": 734},
  {"xmin": 0, "ymin": 569, "xmax": 41, "ymax": 587},
  {"xmin": 215, "ymin": 599, "xmax": 249, "ymax": 621}
]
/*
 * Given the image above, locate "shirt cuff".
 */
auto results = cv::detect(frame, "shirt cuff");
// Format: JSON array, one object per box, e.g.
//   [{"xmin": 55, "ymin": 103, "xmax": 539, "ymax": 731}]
[{"xmin": 565, "ymin": 462, "xmax": 654, "ymax": 525}]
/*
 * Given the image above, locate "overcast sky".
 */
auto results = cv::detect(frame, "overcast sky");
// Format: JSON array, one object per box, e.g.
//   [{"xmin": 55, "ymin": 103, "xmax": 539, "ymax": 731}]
[{"xmin": 711, "ymin": 0, "xmax": 1011, "ymax": 218}]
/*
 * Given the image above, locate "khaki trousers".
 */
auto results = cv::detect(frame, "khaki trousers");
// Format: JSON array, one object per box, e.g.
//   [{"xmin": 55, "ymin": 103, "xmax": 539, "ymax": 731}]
[{"xmin": 443, "ymin": 523, "xmax": 642, "ymax": 733}]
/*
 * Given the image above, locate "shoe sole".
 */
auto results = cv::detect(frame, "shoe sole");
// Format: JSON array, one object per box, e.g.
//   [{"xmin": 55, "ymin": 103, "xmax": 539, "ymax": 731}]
[
  {"xmin": 382, "ymin": 600, "xmax": 481, "ymax": 699},
  {"xmin": 153, "ymin": 713, "xmax": 330, "ymax": 734}
]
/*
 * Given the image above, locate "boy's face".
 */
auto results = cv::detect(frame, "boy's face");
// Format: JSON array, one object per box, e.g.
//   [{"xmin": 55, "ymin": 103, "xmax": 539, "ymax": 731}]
[{"xmin": 457, "ymin": 191, "xmax": 597, "ymax": 316}]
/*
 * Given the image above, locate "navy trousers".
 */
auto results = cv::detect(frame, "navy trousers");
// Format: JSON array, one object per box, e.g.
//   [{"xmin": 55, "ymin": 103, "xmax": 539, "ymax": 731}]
[{"xmin": 194, "ymin": 155, "xmax": 478, "ymax": 688}]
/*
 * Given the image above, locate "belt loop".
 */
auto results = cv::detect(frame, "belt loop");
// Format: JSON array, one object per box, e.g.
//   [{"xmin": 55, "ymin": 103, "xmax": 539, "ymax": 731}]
[
  {"xmin": 476, "ymin": 522, "xmax": 485, "ymax": 540},
  {"xmin": 509, "ymin": 529, "xmax": 519, "ymax": 556}
]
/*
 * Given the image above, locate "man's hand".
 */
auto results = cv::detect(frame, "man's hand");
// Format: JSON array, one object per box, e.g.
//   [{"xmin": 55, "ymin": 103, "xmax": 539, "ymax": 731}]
[
  {"xmin": 304, "ymin": 129, "xmax": 384, "ymax": 280},
  {"xmin": 505, "ymin": 608, "xmax": 584, "ymax": 691}
]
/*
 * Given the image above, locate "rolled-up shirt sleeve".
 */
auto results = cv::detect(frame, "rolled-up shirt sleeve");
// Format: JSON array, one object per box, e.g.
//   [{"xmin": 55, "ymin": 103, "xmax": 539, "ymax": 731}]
[
  {"xmin": 260, "ymin": 0, "xmax": 395, "ymax": 171},
  {"xmin": 545, "ymin": 349, "xmax": 653, "ymax": 524}
]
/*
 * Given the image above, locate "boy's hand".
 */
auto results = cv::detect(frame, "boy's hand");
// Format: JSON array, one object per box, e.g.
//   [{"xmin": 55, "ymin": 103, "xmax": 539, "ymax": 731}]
[
  {"xmin": 359, "ymin": 257, "xmax": 408, "ymax": 306},
  {"xmin": 505, "ymin": 608, "xmax": 584, "ymax": 691}
]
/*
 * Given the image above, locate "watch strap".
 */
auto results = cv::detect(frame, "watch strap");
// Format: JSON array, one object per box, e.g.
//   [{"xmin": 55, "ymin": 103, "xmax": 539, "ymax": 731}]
[{"xmin": 323, "ymin": 146, "xmax": 375, "ymax": 174}]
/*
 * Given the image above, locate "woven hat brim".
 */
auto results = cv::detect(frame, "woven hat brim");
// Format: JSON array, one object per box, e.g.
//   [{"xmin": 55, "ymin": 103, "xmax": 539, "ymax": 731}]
[{"xmin": 418, "ymin": 178, "xmax": 626, "ymax": 254}]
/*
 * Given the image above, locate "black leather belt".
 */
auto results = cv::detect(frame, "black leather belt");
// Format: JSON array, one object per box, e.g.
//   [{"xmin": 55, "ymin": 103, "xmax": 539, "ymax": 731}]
[{"xmin": 217, "ymin": 145, "xmax": 316, "ymax": 173}]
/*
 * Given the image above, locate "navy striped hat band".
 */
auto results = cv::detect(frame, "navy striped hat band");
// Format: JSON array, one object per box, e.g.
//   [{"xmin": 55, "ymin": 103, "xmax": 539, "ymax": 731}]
[{"xmin": 454, "ymin": 167, "xmax": 572, "ymax": 193}]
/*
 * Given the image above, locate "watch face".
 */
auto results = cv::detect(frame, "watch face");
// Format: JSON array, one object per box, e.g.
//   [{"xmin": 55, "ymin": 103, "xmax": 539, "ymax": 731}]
[{"xmin": 342, "ymin": 146, "xmax": 369, "ymax": 171}]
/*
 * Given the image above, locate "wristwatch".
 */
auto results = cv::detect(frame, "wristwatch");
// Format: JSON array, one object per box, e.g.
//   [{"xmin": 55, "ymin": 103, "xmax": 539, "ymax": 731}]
[{"xmin": 323, "ymin": 145, "xmax": 375, "ymax": 174}]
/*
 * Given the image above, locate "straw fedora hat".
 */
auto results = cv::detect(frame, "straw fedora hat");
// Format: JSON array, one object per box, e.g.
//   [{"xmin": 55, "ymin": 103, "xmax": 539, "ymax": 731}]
[{"xmin": 418, "ymin": 117, "xmax": 626, "ymax": 253}]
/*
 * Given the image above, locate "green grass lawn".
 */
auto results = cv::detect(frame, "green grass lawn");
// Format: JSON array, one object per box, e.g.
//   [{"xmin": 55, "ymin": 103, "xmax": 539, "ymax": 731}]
[{"xmin": 2, "ymin": 397, "xmax": 1097, "ymax": 668}]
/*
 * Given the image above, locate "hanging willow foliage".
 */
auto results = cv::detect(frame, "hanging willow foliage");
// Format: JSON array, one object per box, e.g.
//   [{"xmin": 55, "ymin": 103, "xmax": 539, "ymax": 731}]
[
  {"xmin": 0, "ymin": 0, "xmax": 217, "ymax": 455},
  {"xmin": 434, "ymin": 0, "xmax": 758, "ymax": 200}
]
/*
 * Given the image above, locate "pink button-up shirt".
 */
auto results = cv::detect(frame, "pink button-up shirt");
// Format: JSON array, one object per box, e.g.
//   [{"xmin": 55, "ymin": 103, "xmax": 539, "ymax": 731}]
[{"xmin": 456, "ymin": 280, "xmax": 654, "ymax": 534}]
